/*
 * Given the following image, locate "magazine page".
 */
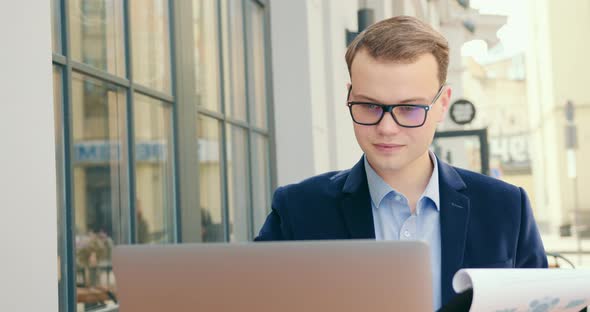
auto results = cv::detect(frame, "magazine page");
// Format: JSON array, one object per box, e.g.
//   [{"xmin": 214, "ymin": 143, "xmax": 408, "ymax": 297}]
[{"xmin": 452, "ymin": 269, "xmax": 590, "ymax": 312}]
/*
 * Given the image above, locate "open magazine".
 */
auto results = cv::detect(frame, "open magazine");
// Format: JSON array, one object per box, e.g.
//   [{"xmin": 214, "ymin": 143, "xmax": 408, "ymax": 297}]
[{"xmin": 446, "ymin": 269, "xmax": 590, "ymax": 312}]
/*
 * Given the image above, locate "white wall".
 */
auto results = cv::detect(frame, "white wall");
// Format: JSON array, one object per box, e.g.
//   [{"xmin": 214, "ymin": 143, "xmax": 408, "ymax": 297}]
[
  {"xmin": 270, "ymin": 0, "xmax": 363, "ymax": 186},
  {"xmin": 312, "ymin": 0, "xmax": 364, "ymax": 171},
  {"xmin": 0, "ymin": 1, "xmax": 58, "ymax": 311},
  {"xmin": 325, "ymin": 0, "xmax": 365, "ymax": 170},
  {"xmin": 270, "ymin": 0, "xmax": 317, "ymax": 186}
]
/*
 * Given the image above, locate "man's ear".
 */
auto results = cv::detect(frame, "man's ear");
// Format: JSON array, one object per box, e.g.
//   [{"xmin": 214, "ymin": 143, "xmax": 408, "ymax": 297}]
[
  {"xmin": 345, "ymin": 82, "xmax": 351, "ymax": 106},
  {"xmin": 438, "ymin": 86, "xmax": 452, "ymax": 122}
]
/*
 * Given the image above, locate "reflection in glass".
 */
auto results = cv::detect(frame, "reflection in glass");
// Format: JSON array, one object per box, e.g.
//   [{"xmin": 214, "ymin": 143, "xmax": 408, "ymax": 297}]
[
  {"xmin": 432, "ymin": 136, "xmax": 482, "ymax": 173},
  {"xmin": 226, "ymin": 126, "xmax": 249, "ymax": 241},
  {"xmin": 251, "ymin": 134, "xmax": 271, "ymax": 236},
  {"xmin": 221, "ymin": 0, "xmax": 247, "ymax": 120},
  {"xmin": 197, "ymin": 115, "xmax": 224, "ymax": 242},
  {"xmin": 51, "ymin": 0, "xmax": 62, "ymax": 53},
  {"xmin": 71, "ymin": 72, "xmax": 127, "ymax": 311},
  {"xmin": 69, "ymin": 0, "xmax": 126, "ymax": 76},
  {"xmin": 133, "ymin": 94, "xmax": 175, "ymax": 244},
  {"xmin": 130, "ymin": 0, "xmax": 172, "ymax": 93},
  {"xmin": 53, "ymin": 66, "xmax": 67, "ymax": 312},
  {"xmin": 193, "ymin": 0, "xmax": 222, "ymax": 113},
  {"xmin": 247, "ymin": 1, "xmax": 268, "ymax": 129}
]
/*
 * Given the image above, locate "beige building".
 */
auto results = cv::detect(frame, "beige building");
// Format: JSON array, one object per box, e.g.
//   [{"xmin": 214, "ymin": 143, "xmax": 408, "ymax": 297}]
[
  {"xmin": 525, "ymin": 0, "xmax": 590, "ymax": 258},
  {"xmin": 462, "ymin": 55, "xmax": 536, "ymax": 211},
  {"xmin": 526, "ymin": 0, "xmax": 590, "ymax": 229}
]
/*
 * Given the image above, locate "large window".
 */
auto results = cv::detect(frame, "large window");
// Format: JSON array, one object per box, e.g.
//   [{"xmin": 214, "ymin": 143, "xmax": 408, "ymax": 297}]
[
  {"xmin": 52, "ymin": 0, "xmax": 274, "ymax": 311},
  {"xmin": 194, "ymin": 0, "xmax": 273, "ymax": 244}
]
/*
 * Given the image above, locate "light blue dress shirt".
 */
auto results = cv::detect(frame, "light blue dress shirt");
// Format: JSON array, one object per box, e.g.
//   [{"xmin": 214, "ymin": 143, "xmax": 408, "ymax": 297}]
[{"xmin": 364, "ymin": 152, "xmax": 442, "ymax": 310}]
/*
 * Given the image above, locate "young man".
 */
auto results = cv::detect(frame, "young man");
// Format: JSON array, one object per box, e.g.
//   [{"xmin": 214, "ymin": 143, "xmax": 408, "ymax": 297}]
[{"xmin": 255, "ymin": 16, "xmax": 547, "ymax": 309}]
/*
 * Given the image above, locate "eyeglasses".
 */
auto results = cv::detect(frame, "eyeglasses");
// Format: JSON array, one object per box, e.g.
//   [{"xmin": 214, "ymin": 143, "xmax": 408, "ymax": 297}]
[{"xmin": 347, "ymin": 84, "xmax": 445, "ymax": 128}]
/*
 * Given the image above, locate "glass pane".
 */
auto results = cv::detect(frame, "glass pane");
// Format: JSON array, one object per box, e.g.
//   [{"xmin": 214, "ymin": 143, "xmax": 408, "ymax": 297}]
[
  {"xmin": 71, "ymin": 73, "xmax": 127, "ymax": 311},
  {"xmin": 53, "ymin": 66, "xmax": 67, "ymax": 312},
  {"xmin": 193, "ymin": 0, "xmax": 221, "ymax": 113},
  {"xmin": 247, "ymin": 1, "xmax": 268, "ymax": 129},
  {"xmin": 221, "ymin": 0, "xmax": 247, "ymax": 120},
  {"xmin": 197, "ymin": 115, "xmax": 224, "ymax": 242},
  {"xmin": 51, "ymin": 0, "xmax": 62, "ymax": 53},
  {"xmin": 251, "ymin": 134, "xmax": 271, "ymax": 236},
  {"xmin": 226, "ymin": 125, "xmax": 250, "ymax": 242},
  {"xmin": 69, "ymin": 0, "xmax": 125, "ymax": 76},
  {"xmin": 431, "ymin": 135, "xmax": 482, "ymax": 173},
  {"xmin": 134, "ymin": 94, "xmax": 176, "ymax": 244},
  {"xmin": 130, "ymin": 0, "xmax": 172, "ymax": 93}
]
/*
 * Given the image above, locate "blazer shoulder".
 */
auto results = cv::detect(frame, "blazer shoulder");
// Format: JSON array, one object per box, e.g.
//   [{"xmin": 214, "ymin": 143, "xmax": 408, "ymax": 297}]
[
  {"xmin": 278, "ymin": 169, "xmax": 351, "ymax": 197},
  {"xmin": 454, "ymin": 166, "xmax": 521, "ymax": 195}
]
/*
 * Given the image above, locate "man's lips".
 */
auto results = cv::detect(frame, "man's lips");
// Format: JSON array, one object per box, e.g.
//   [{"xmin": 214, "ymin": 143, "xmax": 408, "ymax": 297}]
[
  {"xmin": 373, "ymin": 143, "xmax": 405, "ymax": 151},
  {"xmin": 374, "ymin": 143, "xmax": 404, "ymax": 148}
]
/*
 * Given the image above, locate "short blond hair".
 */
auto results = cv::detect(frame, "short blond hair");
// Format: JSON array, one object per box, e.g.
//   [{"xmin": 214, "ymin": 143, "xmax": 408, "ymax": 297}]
[{"xmin": 345, "ymin": 15, "xmax": 449, "ymax": 84}]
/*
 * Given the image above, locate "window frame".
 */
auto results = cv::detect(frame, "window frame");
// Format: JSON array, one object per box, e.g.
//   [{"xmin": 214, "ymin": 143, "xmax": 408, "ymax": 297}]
[{"xmin": 52, "ymin": 0, "xmax": 276, "ymax": 310}]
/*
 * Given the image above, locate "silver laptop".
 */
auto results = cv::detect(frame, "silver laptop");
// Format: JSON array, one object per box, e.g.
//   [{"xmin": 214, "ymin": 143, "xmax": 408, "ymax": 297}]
[{"xmin": 113, "ymin": 240, "xmax": 432, "ymax": 312}]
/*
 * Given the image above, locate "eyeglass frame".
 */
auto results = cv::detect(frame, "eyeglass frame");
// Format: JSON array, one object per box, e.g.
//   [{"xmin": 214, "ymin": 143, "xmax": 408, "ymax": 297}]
[{"xmin": 346, "ymin": 84, "xmax": 446, "ymax": 128}]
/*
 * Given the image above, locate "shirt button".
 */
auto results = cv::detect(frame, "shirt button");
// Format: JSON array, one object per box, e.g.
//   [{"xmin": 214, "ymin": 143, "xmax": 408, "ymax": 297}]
[
  {"xmin": 395, "ymin": 195, "xmax": 402, "ymax": 201},
  {"xmin": 403, "ymin": 230, "xmax": 411, "ymax": 238}
]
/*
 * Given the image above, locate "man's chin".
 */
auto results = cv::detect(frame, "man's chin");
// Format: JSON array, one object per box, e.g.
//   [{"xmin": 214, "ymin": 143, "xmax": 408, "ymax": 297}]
[{"xmin": 368, "ymin": 158, "xmax": 405, "ymax": 173}]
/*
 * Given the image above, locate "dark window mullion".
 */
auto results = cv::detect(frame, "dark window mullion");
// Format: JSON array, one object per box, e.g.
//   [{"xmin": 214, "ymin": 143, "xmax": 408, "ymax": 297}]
[
  {"xmin": 251, "ymin": 127, "xmax": 269, "ymax": 136},
  {"xmin": 219, "ymin": 0, "xmax": 230, "ymax": 118},
  {"xmin": 133, "ymin": 83, "xmax": 174, "ymax": 103},
  {"xmin": 168, "ymin": 0, "xmax": 182, "ymax": 243},
  {"xmin": 219, "ymin": 121, "xmax": 231, "ymax": 242},
  {"xmin": 216, "ymin": 0, "xmax": 232, "ymax": 242},
  {"xmin": 243, "ymin": 0, "xmax": 259, "ymax": 239},
  {"xmin": 198, "ymin": 109, "xmax": 226, "ymax": 121},
  {"xmin": 53, "ymin": 65, "xmax": 68, "ymax": 312},
  {"xmin": 59, "ymin": 0, "xmax": 77, "ymax": 311},
  {"xmin": 53, "ymin": 53, "xmax": 67, "ymax": 65},
  {"xmin": 242, "ymin": 0, "xmax": 253, "ymax": 126},
  {"xmin": 246, "ymin": 133, "xmax": 255, "ymax": 240},
  {"xmin": 226, "ymin": 118, "xmax": 250, "ymax": 130},
  {"xmin": 123, "ymin": 0, "xmax": 137, "ymax": 244},
  {"xmin": 262, "ymin": 0, "xmax": 278, "ymax": 194},
  {"xmin": 254, "ymin": 0, "xmax": 267, "ymax": 7},
  {"xmin": 71, "ymin": 60, "xmax": 131, "ymax": 88}
]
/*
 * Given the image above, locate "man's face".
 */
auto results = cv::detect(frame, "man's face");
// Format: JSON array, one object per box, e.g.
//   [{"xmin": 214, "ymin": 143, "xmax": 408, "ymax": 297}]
[{"xmin": 348, "ymin": 49, "xmax": 451, "ymax": 174}]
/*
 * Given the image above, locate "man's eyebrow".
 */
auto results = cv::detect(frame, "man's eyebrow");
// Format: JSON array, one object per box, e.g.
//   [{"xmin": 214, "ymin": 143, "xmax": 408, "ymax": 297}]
[
  {"xmin": 398, "ymin": 97, "xmax": 430, "ymax": 104},
  {"xmin": 353, "ymin": 93, "xmax": 381, "ymax": 102},
  {"xmin": 353, "ymin": 93, "xmax": 430, "ymax": 104}
]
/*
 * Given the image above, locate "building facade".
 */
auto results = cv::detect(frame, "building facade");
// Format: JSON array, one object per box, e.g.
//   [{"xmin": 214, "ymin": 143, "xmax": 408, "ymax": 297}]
[{"xmin": 0, "ymin": 0, "xmax": 552, "ymax": 311}]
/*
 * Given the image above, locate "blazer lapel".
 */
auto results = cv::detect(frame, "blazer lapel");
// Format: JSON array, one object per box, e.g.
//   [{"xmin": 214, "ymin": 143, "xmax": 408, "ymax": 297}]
[
  {"xmin": 438, "ymin": 159, "xmax": 470, "ymax": 306},
  {"xmin": 340, "ymin": 157, "xmax": 375, "ymax": 239}
]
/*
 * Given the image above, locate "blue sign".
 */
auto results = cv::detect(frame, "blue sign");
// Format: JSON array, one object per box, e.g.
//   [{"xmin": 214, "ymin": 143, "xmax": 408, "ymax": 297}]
[{"xmin": 74, "ymin": 141, "xmax": 167, "ymax": 163}]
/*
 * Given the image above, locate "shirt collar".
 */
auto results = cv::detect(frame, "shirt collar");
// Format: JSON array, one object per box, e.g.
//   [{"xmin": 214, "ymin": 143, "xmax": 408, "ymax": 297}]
[
  {"xmin": 423, "ymin": 150, "xmax": 440, "ymax": 211},
  {"xmin": 364, "ymin": 150, "xmax": 440, "ymax": 211},
  {"xmin": 364, "ymin": 155, "xmax": 393, "ymax": 209}
]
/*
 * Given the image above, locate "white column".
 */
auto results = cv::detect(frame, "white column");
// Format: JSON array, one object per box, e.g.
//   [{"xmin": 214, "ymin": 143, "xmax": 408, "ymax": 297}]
[
  {"xmin": 326, "ymin": 0, "xmax": 364, "ymax": 170},
  {"xmin": 271, "ymin": 0, "xmax": 364, "ymax": 182},
  {"xmin": 0, "ymin": 1, "xmax": 58, "ymax": 311},
  {"xmin": 307, "ymin": 0, "xmax": 332, "ymax": 174},
  {"xmin": 270, "ymin": 0, "xmax": 317, "ymax": 185}
]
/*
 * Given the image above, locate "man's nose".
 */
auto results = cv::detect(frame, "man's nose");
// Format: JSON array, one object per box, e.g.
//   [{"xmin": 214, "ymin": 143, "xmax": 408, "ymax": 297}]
[{"xmin": 375, "ymin": 112, "xmax": 402, "ymax": 134}]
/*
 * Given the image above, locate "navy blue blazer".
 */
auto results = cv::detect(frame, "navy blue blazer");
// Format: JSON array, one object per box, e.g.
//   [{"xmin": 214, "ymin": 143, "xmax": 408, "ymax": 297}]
[{"xmin": 255, "ymin": 156, "xmax": 548, "ymax": 306}]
